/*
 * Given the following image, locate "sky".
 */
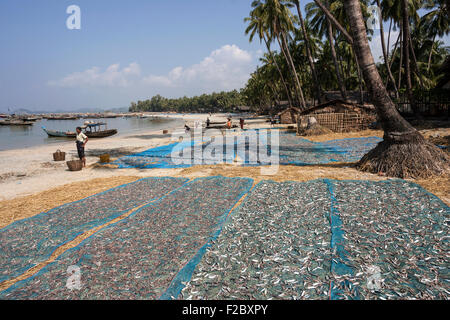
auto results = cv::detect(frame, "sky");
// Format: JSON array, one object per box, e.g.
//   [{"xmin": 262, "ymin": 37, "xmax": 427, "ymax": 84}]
[{"xmin": 0, "ymin": 0, "xmax": 448, "ymax": 112}]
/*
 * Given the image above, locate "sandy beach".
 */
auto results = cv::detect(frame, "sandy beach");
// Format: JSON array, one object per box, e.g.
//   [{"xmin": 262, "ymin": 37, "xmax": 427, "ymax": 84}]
[
  {"xmin": 0, "ymin": 113, "xmax": 234, "ymax": 200},
  {"xmin": 1, "ymin": 114, "xmax": 448, "ymax": 203}
]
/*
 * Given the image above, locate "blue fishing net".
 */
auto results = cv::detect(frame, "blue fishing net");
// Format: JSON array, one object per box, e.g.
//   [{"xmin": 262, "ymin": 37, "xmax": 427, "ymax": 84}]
[
  {"xmin": 2, "ymin": 178, "xmax": 447, "ymax": 300},
  {"xmin": 0, "ymin": 176, "xmax": 253, "ymax": 300},
  {"xmin": 0, "ymin": 177, "xmax": 189, "ymax": 284},
  {"xmin": 180, "ymin": 179, "xmax": 449, "ymax": 300},
  {"xmin": 112, "ymin": 130, "xmax": 382, "ymax": 169}
]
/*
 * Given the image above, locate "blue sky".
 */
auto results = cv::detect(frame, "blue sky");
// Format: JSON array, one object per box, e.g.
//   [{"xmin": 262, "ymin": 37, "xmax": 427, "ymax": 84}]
[{"xmin": 0, "ymin": 1, "xmax": 448, "ymax": 112}]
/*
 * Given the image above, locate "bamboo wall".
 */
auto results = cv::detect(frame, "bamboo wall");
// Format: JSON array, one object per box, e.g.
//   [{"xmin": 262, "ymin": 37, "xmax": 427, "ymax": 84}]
[{"xmin": 298, "ymin": 112, "xmax": 375, "ymax": 133}]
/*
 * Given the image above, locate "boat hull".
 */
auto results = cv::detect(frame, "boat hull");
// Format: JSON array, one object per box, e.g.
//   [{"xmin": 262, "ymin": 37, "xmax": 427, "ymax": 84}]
[{"xmin": 42, "ymin": 127, "xmax": 117, "ymax": 138}]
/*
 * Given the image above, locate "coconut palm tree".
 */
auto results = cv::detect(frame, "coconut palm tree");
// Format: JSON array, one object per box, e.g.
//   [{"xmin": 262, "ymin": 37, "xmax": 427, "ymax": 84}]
[
  {"xmin": 250, "ymin": 0, "xmax": 307, "ymax": 109},
  {"xmin": 421, "ymin": 0, "xmax": 450, "ymax": 71},
  {"xmin": 306, "ymin": 1, "xmax": 348, "ymax": 100},
  {"xmin": 245, "ymin": 6, "xmax": 294, "ymax": 108},
  {"xmin": 313, "ymin": 0, "xmax": 448, "ymax": 178},
  {"xmin": 373, "ymin": 0, "xmax": 399, "ymax": 97},
  {"xmin": 290, "ymin": 0, "xmax": 323, "ymax": 104}
]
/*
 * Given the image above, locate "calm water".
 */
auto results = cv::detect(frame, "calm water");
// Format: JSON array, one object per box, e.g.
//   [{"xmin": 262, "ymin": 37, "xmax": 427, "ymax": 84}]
[{"xmin": 0, "ymin": 117, "xmax": 184, "ymax": 151}]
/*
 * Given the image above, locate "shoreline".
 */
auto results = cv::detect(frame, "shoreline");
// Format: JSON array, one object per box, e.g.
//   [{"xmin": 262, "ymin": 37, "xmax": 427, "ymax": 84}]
[
  {"xmin": 0, "ymin": 114, "xmax": 448, "ymax": 204},
  {"xmin": 0, "ymin": 113, "xmax": 234, "ymax": 200}
]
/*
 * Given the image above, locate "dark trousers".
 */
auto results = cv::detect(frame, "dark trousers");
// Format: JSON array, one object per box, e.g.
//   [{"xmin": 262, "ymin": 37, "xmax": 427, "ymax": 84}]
[{"xmin": 76, "ymin": 141, "xmax": 85, "ymax": 159}]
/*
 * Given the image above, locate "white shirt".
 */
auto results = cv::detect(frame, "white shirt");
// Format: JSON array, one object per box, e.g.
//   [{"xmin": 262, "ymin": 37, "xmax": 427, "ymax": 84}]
[{"xmin": 76, "ymin": 132, "xmax": 87, "ymax": 143}]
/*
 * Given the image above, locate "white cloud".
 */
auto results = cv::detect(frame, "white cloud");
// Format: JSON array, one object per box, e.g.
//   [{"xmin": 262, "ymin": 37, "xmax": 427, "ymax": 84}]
[
  {"xmin": 142, "ymin": 44, "xmax": 254, "ymax": 91},
  {"xmin": 47, "ymin": 45, "xmax": 256, "ymax": 94},
  {"xmin": 48, "ymin": 62, "xmax": 141, "ymax": 88}
]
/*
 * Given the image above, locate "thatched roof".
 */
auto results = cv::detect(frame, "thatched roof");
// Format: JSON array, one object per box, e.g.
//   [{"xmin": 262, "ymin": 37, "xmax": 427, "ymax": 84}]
[
  {"xmin": 277, "ymin": 107, "xmax": 301, "ymax": 116},
  {"xmin": 299, "ymin": 99, "xmax": 375, "ymax": 115}
]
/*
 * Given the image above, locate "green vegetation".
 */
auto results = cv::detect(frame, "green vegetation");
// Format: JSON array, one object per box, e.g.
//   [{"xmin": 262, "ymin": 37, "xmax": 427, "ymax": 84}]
[
  {"xmin": 242, "ymin": 0, "xmax": 449, "ymax": 111},
  {"xmin": 129, "ymin": 91, "xmax": 245, "ymax": 113}
]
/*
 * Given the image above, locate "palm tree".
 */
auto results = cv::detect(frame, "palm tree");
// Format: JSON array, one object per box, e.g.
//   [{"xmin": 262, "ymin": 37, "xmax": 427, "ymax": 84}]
[
  {"xmin": 306, "ymin": 1, "xmax": 348, "ymax": 100},
  {"xmin": 421, "ymin": 0, "xmax": 450, "ymax": 71},
  {"xmin": 290, "ymin": 0, "xmax": 323, "ymax": 104},
  {"xmin": 314, "ymin": 0, "xmax": 448, "ymax": 178},
  {"xmin": 244, "ymin": 6, "xmax": 294, "ymax": 108},
  {"xmin": 250, "ymin": 0, "xmax": 307, "ymax": 109},
  {"xmin": 373, "ymin": 0, "xmax": 399, "ymax": 97}
]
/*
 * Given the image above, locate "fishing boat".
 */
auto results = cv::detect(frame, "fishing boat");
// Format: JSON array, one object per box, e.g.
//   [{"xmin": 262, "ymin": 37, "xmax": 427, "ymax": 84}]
[
  {"xmin": 42, "ymin": 122, "xmax": 117, "ymax": 138},
  {"xmin": 0, "ymin": 120, "xmax": 34, "ymax": 126},
  {"xmin": 44, "ymin": 115, "xmax": 80, "ymax": 120},
  {"xmin": 83, "ymin": 122, "xmax": 118, "ymax": 138},
  {"xmin": 42, "ymin": 127, "xmax": 76, "ymax": 137}
]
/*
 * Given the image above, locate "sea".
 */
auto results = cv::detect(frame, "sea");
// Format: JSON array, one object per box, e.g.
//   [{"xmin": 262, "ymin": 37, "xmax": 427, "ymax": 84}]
[{"xmin": 0, "ymin": 116, "xmax": 184, "ymax": 151}]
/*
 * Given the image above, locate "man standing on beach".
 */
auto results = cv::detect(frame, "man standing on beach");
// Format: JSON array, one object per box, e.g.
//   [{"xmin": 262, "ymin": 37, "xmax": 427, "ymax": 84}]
[{"xmin": 75, "ymin": 127, "xmax": 88, "ymax": 167}]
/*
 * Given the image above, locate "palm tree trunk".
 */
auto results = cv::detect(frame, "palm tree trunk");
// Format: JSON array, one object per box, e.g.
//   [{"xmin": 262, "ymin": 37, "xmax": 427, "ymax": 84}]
[
  {"xmin": 387, "ymin": 18, "xmax": 392, "ymax": 55},
  {"xmin": 263, "ymin": 35, "xmax": 293, "ymax": 108},
  {"xmin": 278, "ymin": 32, "xmax": 307, "ymax": 109},
  {"xmin": 386, "ymin": 30, "xmax": 401, "ymax": 88},
  {"xmin": 376, "ymin": 0, "xmax": 398, "ymax": 98},
  {"xmin": 294, "ymin": 0, "xmax": 322, "ymax": 104},
  {"xmin": 401, "ymin": 0, "xmax": 421, "ymax": 119},
  {"xmin": 427, "ymin": 34, "xmax": 436, "ymax": 72},
  {"xmin": 398, "ymin": 27, "xmax": 403, "ymax": 90},
  {"xmin": 342, "ymin": 0, "xmax": 448, "ymax": 178},
  {"xmin": 408, "ymin": 32, "xmax": 424, "ymax": 89},
  {"xmin": 327, "ymin": 20, "xmax": 347, "ymax": 100}
]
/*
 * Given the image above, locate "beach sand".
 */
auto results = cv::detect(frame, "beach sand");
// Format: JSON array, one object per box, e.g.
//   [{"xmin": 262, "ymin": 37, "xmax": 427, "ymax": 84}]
[{"xmin": 0, "ymin": 114, "xmax": 448, "ymax": 228}]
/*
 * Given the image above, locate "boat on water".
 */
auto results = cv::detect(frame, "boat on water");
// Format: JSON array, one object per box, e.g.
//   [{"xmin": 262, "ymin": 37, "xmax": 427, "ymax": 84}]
[
  {"xmin": 0, "ymin": 120, "xmax": 34, "ymax": 126},
  {"xmin": 44, "ymin": 115, "xmax": 80, "ymax": 120},
  {"xmin": 42, "ymin": 122, "xmax": 118, "ymax": 138}
]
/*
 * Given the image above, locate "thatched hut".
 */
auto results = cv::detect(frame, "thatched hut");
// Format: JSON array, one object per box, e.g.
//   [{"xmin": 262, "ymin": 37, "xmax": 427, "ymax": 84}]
[
  {"xmin": 278, "ymin": 107, "xmax": 300, "ymax": 124},
  {"xmin": 297, "ymin": 100, "xmax": 376, "ymax": 133}
]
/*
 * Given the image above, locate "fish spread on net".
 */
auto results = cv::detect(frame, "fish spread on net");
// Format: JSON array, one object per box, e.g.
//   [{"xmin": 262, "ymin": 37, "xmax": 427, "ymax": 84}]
[
  {"xmin": 0, "ymin": 177, "xmax": 253, "ymax": 300},
  {"xmin": 0, "ymin": 177, "xmax": 189, "ymax": 284},
  {"xmin": 1, "ymin": 175, "xmax": 448, "ymax": 300},
  {"xmin": 181, "ymin": 179, "xmax": 449, "ymax": 300},
  {"xmin": 181, "ymin": 180, "xmax": 333, "ymax": 300},
  {"xmin": 113, "ymin": 130, "xmax": 382, "ymax": 169}
]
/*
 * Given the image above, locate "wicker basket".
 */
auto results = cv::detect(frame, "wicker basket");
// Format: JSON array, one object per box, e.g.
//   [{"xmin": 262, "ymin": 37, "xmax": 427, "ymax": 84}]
[
  {"xmin": 53, "ymin": 150, "xmax": 66, "ymax": 162},
  {"xmin": 99, "ymin": 154, "xmax": 110, "ymax": 163},
  {"xmin": 66, "ymin": 160, "xmax": 83, "ymax": 171}
]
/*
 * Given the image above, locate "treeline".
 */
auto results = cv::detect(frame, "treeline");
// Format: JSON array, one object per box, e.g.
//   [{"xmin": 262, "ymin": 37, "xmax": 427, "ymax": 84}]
[
  {"xmin": 129, "ymin": 90, "xmax": 245, "ymax": 113},
  {"xmin": 241, "ymin": 0, "xmax": 449, "ymax": 113}
]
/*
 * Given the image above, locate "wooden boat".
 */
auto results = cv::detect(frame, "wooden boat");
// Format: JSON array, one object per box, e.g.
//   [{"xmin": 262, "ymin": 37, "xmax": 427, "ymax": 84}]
[
  {"xmin": 44, "ymin": 115, "xmax": 80, "ymax": 120},
  {"xmin": 42, "ymin": 122, "xmax": 117, "ymax": 138},
  {"xmin": 0, "ymin": 120, "xmax": 34, "ymax": 126},
  {"xmin": 42, "ymin": 127, "xmax": 76, "ymax": 137}
]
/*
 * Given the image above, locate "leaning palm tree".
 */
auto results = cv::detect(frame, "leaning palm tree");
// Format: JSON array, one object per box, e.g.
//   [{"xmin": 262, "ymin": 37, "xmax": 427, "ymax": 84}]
[{"xmin": 313, "ymin": 0, "xmax": 449, "ymax": 178}]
